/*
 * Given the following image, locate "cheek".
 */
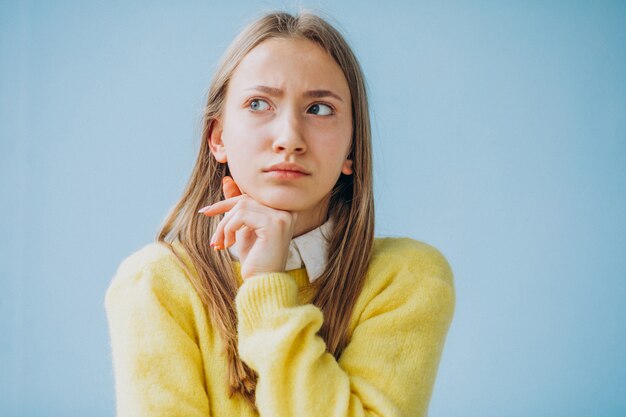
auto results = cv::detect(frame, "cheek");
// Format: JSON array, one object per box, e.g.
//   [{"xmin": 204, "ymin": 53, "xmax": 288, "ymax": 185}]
[
  {"xmin": 313, "ymin": 128, "xmax": 352, "ymax": 160},
  {"xmin": 317, "ymin": 117, "xmax": 352, "ymax": 151},
  {"xmin": 225, "ymin": 114, "xmax": 271, "ymax": 147},
  {"xmin": 222, "ymin": 132, "xmax": 264, "ymax": 190},
  {"xmin": 223, "ymin": 120, "xmax": 265, "ymax": 157}
]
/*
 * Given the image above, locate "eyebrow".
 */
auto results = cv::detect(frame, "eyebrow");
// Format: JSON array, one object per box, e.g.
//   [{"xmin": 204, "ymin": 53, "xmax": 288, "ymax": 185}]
[{"xmin": 245, "ymin": 85, "xmax": 344, "ymax": 102}]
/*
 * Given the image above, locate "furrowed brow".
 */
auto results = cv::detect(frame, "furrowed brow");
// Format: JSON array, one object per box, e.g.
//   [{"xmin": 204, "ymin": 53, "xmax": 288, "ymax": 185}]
[
  {"xmin": 246, "ymin": 85, "xmax": 283, "ymax": 96},
  {"xmin": 246, "ymin": 85, "xmax": 344, "ymax": 102},
  {"xmin": 303, "ymin": 89, "xmax": 344, "ymax": 102}
]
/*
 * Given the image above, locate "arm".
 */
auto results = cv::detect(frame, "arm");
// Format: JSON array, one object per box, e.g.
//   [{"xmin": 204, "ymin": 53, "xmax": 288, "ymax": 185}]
[
  {"xmin": 235, "ymin": 239, "xmax": 456, "ymax": 417},
  {"xmin": 104, "ymin": 246, "xmax": 211, "ymax": 417}
]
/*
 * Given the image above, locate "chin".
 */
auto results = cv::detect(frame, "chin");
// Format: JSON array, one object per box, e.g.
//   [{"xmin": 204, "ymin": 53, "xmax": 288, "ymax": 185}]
[
  {"xmin": 258, "ymin": 196, "xmax": 307, "ymax": 212},
  {"xmin": 250, "ymin": 190, "xmax": 317, "ymax": 212}
]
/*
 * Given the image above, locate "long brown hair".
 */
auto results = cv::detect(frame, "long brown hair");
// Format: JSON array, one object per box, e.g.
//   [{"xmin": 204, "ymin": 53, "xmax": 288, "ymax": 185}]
[{"xmin": 156, "ymin": 10, "xmax": 374, "ymax": 408}]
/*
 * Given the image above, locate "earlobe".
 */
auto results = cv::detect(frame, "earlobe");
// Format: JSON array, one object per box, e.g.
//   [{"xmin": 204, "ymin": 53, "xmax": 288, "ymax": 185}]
[
  {"xmin": 341, "ymin": 159, "xmax": 353, "ymax": 175},
  {"xmin": 208, "ymin": 118, "xmax": 227, "ymax": 163}
]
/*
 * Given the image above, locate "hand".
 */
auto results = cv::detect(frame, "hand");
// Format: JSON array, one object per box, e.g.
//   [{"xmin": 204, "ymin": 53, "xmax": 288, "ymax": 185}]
[{"xmin": 198, "ymin": 176, "xmax": 298, "ymax": 279}]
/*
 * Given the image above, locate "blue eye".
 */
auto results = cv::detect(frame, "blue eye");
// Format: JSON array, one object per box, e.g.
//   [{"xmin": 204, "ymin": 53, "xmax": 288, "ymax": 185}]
[
  {"xmin": 308, "ymin": 103, "xmax": 334, "ymax": 116},
  {"xmin": 249, "ymin": 99, "xmax": 270, "ymax": 111}
]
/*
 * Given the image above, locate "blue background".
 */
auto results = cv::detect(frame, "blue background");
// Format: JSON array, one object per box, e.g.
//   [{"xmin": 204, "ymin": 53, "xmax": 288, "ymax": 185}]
[{"xmin": 1, "ymin": 1, "xmax": 625, "ymax": 416}]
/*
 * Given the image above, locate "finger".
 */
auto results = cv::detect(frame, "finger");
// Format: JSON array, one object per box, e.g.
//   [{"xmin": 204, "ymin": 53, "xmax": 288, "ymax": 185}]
[
  {"xmin": 211, "ymin": 209, "xmax": 243, "ymax": 250},
  {"xmin": 220, "ymin": 209, "xmax": 239, "ymax": 249},
  {"xmin": 222, "ymin": 176, "xmax": 242, "ymax": 199},
  {"xmin": 212, "ymin": 201, "xmax": 268, "ymax": 249},
  {"xmin": 210, "ymin": 208, "xmax": 232, "ymax": 250},
  {"xmin": 198, "ymin": 177, "xmax": 243, "ymax": 216},
  {"xmin": 220, "ymin": 210, "xmax": 270, "ymax": 249},
  {"xmin": 198, "ymin": 194, "xmax": 245, "ymax": 216},
  {"xmin": 223, "ymin": 224, "xmax": 250, "ymax": 250}
]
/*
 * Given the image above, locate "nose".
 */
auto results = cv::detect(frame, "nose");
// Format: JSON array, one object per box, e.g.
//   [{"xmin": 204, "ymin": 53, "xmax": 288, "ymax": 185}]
[{"xmin": 272, "ymin": 111, "xmax": 307, "ymax": 155}]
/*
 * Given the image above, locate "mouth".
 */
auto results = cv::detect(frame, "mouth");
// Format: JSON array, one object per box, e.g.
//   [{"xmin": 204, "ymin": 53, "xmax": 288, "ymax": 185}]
[
  {"xmin": 264, "ymin": 169, "xmax": 309, "ymax": 179},
  {"xmin": 263, "ymin": 162, "xmax": 311, "ymax": 176}
]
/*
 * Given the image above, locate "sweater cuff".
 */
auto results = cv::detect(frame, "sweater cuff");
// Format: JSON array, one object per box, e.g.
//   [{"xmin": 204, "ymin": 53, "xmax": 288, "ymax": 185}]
[{"xmin": 235, "ymin": 273, "xmax": 299, "ymax": 331}]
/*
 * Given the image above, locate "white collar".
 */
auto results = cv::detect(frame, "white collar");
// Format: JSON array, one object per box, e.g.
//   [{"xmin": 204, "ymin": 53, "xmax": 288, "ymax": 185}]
[{"xmin": 228, "ymin": 218, "xmax": 333, "ymax": 282}]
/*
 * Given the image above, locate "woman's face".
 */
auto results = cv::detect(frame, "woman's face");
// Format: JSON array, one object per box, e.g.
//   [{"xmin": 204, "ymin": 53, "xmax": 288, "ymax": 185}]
[{"xmin": 209, "ymin": 37, "xmax": 353, "ymax": 230}]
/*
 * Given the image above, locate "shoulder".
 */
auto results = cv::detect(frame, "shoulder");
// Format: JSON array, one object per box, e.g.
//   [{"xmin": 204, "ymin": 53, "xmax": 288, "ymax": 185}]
[
  {"xmin": 106, "ymin": 242, "xmax": 186, "ymax": 292},
  {"xmin": 357, "ymin": 237, "xmax": 456, "ymax": 322},
  {"xmin": 104, "ymin": 241, "xmax": 201, "ymax": 315},
  {"xmin": 113, "ymin": 241, "xmax": 188, "ymax": 279},
  {"xmin": 370, "ymin": 237, "xmax": 454, "ymax": 288}
]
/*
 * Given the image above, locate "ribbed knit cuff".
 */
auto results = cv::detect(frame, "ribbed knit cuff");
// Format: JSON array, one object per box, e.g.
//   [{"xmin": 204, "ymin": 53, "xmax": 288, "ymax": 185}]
[{"xmin": 235, "ymin": 273, "xmax": 299, "ymax": 331}]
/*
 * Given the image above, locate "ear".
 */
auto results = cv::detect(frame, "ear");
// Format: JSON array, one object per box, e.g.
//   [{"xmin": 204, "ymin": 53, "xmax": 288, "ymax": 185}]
[
  {"xmin": 208, "ymin": 118, "xmax": 227, "ymax": 163},
  {"xmin": 341, "ymin": 159, "xmax": 353, "ymax": 175}
]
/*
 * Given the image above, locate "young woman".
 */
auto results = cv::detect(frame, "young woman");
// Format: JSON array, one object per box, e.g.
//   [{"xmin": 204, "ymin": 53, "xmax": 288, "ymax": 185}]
[{"xmin": 105, "ymin": 11, "xmax": 455, "ymax": 417}]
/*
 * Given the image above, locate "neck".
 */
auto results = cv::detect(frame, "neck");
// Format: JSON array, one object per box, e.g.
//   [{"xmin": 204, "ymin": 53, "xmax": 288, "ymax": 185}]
[{"xmin": 292, "ymin": 199, "xmax": 330, "ymax": 238}]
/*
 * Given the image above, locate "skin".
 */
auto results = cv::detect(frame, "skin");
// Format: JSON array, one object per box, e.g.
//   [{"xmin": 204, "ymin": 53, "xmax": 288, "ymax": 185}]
[{"xmin": 200, "ymin": 37, "xmax": 354, "ymax": 279}]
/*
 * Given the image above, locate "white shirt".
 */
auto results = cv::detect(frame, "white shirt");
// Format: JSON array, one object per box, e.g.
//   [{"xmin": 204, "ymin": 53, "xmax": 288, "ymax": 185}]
[{"xmin": 227, "ymin": 218, "xmax": 333, "ymax": 282}]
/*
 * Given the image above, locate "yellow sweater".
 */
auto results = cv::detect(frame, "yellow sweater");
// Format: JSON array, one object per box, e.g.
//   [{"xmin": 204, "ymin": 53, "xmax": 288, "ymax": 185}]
[{"xmin": 105, "ymin": 237, "xmax": 455, "ymax": 417}]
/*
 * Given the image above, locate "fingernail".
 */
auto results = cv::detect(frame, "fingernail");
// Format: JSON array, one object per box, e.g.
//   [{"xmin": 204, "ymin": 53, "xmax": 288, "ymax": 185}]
[{"xmin": 198, "ymin": 205, "xmax": 211, "ymax": 214}]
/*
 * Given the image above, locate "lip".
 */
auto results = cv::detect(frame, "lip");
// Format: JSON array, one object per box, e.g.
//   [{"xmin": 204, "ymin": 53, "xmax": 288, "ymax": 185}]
[
  {"xmin": 265, "ymin": 170, "xmax": 308, "ymax": 179},
  {"xmin": 263, "ymin": 162, "xmax": 311, "ymax": 175}
]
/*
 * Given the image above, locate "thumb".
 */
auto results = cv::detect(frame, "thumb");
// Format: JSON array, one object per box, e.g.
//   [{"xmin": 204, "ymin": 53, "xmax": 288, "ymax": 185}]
[{"xmin": 222, "ymin": 176, "xmax": 243, "ymax": 198}]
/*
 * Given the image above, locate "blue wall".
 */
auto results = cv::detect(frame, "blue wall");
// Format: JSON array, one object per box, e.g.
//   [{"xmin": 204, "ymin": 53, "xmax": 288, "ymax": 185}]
[{"xmin": 1, "ymin": 1, "xmax": 625, "ymax": 415}]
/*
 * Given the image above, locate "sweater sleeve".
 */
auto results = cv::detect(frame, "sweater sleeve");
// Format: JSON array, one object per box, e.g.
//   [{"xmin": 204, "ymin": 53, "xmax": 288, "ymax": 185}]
[
  {"xmin": 104, "ymin": 245, "xmax": 211, "ymax": 417},
  {"xmin": 235, "ymin": 238, "xmax": 456, "ymax": 417}
]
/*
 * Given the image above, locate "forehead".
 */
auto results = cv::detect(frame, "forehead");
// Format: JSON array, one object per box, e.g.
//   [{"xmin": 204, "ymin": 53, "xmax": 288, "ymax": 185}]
[{"xmin": 228, "ymin": 37, "xmax": 350, "ymax": 98}]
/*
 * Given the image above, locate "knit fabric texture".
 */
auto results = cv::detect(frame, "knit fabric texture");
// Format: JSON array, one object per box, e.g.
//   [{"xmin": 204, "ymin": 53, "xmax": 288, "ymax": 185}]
[{"xmin": 104, "ymin": 237, "xmax": 456, "ymax": 416}]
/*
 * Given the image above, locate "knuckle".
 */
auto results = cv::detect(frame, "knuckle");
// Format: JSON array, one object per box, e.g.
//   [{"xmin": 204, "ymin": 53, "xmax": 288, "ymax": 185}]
[
  {"xmin": 275, "ymin": 212, "xmax": 292, "ymax": 226},
  {"xmin": 223, "ymin": 214, "xmax": 241, "ymax": 232},
  {"xmin": 236, "ymin": 198, "xmax": 249, "ymax": 210}
]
